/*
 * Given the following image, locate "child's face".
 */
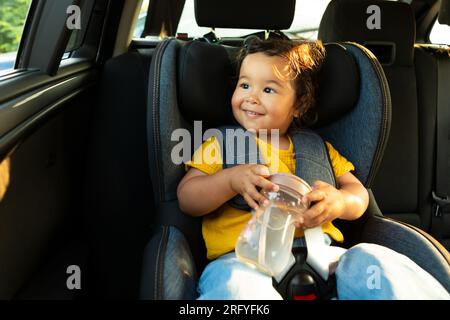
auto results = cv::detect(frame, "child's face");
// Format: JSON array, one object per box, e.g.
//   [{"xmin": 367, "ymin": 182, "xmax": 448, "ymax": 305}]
[{"xmin": 231, "ymin": 52, "xmax": 299, "ymax": 135}]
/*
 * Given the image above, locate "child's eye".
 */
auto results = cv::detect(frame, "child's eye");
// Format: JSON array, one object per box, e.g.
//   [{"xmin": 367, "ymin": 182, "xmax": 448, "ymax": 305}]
[
  {"xmin": 263, "ymin": 87, "xmax": 275, "ymax": 94},
  {"xmin": 239, "ymin": 83, "xmax": 249, "ymax": 89}
]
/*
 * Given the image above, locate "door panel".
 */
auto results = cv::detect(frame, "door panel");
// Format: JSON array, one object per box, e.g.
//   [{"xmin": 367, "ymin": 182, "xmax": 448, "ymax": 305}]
[
  {"xmin": 0, "ymin": 67, "xmax": 97, "ymax": 157},
  {"xmin": 0, "ymin": 0, "xmax": 109, "ymax": 298},
  {"xmin": 0, "ymin": 87, "xmax": 96, "ymax": 298}
]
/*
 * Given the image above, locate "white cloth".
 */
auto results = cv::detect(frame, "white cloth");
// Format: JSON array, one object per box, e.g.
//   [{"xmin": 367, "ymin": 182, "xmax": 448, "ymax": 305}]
[{"xmin": 304, "ymin": 227, "xmax": 347, "ymax": 280}]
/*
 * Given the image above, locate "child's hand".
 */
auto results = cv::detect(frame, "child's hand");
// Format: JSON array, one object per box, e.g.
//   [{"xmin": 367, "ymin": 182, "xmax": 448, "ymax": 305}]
[
  {"xmin": 296, "ymin": 180, "xmax": 345, "ymax": 229},
  {"xmin": 229, "ymin": 164, "xmax": 279, "ymax": 210}
]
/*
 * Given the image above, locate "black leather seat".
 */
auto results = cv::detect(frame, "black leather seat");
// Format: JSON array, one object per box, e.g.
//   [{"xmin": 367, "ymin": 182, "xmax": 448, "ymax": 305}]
[
  {"xmin": 319, "ymin": 0, "xmax": 424, "ymax": 228},
  {"xmin": 414, "ymin": 44, "xmax": 450, "ymax": 249},
  {"xmin": 140, "ymin": 0, "xmax": 450, "ymax": 299},
  {"xmin": 318, "ymin": 0, "xmax": 450, "ymax": 251},
  {"xmin": 84, "ymin": 48, "xmax": 155, "ymax": 298}
]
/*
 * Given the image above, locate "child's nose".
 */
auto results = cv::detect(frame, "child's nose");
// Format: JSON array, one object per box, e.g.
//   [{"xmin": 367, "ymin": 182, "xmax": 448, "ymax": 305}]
[{"xmin": 245, "ymin": 93, "xmax": 259, "ymax": 104}]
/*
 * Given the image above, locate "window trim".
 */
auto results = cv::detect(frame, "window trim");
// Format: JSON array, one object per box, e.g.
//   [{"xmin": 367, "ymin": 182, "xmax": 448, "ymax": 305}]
[{"xmin": 16, "ymin": 0, "xmax": 77, "ymax": 75}]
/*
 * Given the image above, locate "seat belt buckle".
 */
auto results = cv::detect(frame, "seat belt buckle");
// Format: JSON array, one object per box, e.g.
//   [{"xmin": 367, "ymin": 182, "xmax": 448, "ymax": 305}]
[{"xmin": 432, "ymin": 191, "xmax": 450, "ymax": 217}]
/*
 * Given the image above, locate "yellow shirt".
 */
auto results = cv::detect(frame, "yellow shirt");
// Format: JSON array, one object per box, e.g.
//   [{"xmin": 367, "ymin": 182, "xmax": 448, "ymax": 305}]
[{"xmin": 185, "ymin": 135, "xmax": 355, "ymax": 260}]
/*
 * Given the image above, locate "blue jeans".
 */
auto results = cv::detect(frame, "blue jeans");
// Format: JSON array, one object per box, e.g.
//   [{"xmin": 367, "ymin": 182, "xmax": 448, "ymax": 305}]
[{"xmin": 197, "ymin": 240, "xmax": 450, "ymax": 300}]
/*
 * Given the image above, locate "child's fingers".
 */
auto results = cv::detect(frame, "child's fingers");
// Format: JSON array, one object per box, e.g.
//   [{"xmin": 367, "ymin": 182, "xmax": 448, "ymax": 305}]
[
  {"xmin": 251, "ymin": 165, "xmax": 271, "ymax": 177},
  {"xmin": 312, "ymin": 180, "xmax": 330, "ymax": 189},
  {"xmin": 303, "ymin": 189, "xmax": 326, "ymax": 204},
  {"xmin": 245, "ymin": 185, "xmax": 269, "ymax": 207},
  {"xmin": 293, "ymin": 216, "xmax": 304, "ymax": 228},
  {"xmin": 243, "ymin": 193, "xmax": 260, "ymax": 210},
  {"xmin": 252, "ymin": 175, "xmax": 279, "ymax": 192},
  {"xmin": 304, "ymin": 214, "xmax": 326, "ymax": 229},
  {"xmin": 302, "ymin": 203, "xmax": 326, "ymax": 228},
  {"xmin": 303, "ymin": 201, "xmax": 324, "ymax": 219}
]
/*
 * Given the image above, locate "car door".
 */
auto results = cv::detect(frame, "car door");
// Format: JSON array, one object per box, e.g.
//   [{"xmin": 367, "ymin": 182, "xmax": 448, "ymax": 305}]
[{"xmin": 0, "ymin": 0, "xmax": 121, "ymax": 299}]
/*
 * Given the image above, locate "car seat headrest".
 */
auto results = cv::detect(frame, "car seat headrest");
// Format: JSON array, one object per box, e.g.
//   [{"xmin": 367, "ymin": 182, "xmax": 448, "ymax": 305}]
[
  {"xmin": 177, "ymin": 41, "xmax": 359, "ymax": 129},
  {"xmin": 177, "ymin": 42, "xmax": 236, "ymax": 128},
  {"xmin": 318, "ymin": 0, "xmax": 415, "ymax": 66},
  {"xmin": 439, "ymin": 0, "xmax": 450, "ymax": 26},
  {"xmin": 315, "ymin": 43, "xmax": 360, "ymax": 128},
  {"xmin": 194, "ymin": 0, "xmax": 295, "ymax": 30}
]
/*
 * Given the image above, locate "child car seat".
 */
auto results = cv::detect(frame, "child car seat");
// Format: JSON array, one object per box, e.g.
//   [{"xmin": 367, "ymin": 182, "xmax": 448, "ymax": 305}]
[{"xmin": 140, "ymin": 0, "xmax": 450, "ymax": 299}]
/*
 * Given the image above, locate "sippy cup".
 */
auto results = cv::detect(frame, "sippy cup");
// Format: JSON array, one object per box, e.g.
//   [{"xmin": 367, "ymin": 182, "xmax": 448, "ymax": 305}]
[{"xmin": 235, "ymin": 172, "xmax": 312, "ymax": 278}]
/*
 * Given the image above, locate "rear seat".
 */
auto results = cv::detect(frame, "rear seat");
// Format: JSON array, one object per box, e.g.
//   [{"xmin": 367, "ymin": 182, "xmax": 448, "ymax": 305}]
[
  {"xmin": 319, "ymin": 0, "xmax": 450, "ymax": 250},
  {"xmin": 414, "ymin": 44, "xmax": 450, "ymax": 249},
  {"xmin": 319, "ymin": 0, "xmax": 425, "ymax": 224},
  {"xmin": 84, "ymin": 48, "xmax": 156, "ymax": 298}
]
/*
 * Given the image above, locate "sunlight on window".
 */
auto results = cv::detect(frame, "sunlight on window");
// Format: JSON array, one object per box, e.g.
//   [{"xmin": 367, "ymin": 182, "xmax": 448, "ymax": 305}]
[
  {"xmin": 140, "ymin": 0, "xmax": 149, "ymax": 14},
  {"xmin": 0, "ymin": 0, "xmax": 32, "ymax": 72},
  {"xmin": 430, "ymin": 20, "xmax": 450, "ymax": 45}
]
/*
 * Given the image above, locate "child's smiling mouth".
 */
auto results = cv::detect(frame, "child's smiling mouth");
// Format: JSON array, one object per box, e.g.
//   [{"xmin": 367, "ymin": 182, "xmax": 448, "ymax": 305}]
[{"xmin": 242, "ymin": 108, "xmax": 265, "ymax": 118}]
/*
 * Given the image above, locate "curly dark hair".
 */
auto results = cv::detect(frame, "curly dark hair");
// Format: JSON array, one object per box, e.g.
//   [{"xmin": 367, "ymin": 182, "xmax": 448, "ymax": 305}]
[{"xmin": 235, "ymin": 37, "xmax": 326, "ymax": 129}]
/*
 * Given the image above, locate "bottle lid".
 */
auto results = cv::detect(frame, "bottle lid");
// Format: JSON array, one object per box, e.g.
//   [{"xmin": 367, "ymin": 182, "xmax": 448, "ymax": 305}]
[{"xmin": 268, "ymin": 173, "xmax": 312, "ymax": 197}]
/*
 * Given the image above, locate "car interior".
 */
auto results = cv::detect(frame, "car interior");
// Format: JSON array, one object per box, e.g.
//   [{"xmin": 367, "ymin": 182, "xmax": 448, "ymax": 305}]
[{"xmin": 0, "ymin": 0, "xmax": 449, "ymax": 300}]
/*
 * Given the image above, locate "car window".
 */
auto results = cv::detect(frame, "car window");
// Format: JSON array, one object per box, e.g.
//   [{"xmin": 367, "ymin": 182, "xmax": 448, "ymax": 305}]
[
  {"xmin": 0, "ymin": 0, "xmax": 32, "ymax": 74},
  {"xmin": 133, "ymin": 0, "xmax": 332, "ymax": 40},
  {"xmin": 63, "ymin": 2, "xmax": 93, "ymax": 61},
  {"xmin": 133, "ymin": 0, "xmax": 149, "ymax": 38},
  {"xmin": 429, "ymin": 19, "xmax": 450, "ymax": 45},
  {"xmin": 65, "ymin": 29, "xmax": 83, "ymax": 55}
]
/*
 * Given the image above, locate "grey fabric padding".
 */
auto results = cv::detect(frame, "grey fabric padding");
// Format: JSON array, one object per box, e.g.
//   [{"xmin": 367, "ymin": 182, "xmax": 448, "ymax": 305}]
[
  {"xmin": 154, "ymin": 40, "xmax": 190, "ymax": 201},
  {"xmin": 140, "ymin": 226, "xmax": 198, "ymax": 300},
  {"xmin": 155, "ymin": 200, "xmax": 206, "ymax": 271},
  {"xmin": 361, "ymin": 216, "xmax": 450, "ymax": 292},
  {"xmin": 147, "ymin": 39, "xmax": 208, "ymax": 275},
  {"xmin": 291, "ymin": 128, "xmax": 336, "ymax": 187},
  {"xmin": 318, "ymin": 43, "xmax": 390, "ymax": 188},
  {"xmin": 163, "ymin": 226, "xmax": 198, "ymax": 299}
]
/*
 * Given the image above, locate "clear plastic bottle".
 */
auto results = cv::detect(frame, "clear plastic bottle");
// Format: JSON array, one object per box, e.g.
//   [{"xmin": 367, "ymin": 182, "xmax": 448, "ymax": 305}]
[{"xmin": 235, "ymin": 173, "xmax": 311, "ymax": 277}]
